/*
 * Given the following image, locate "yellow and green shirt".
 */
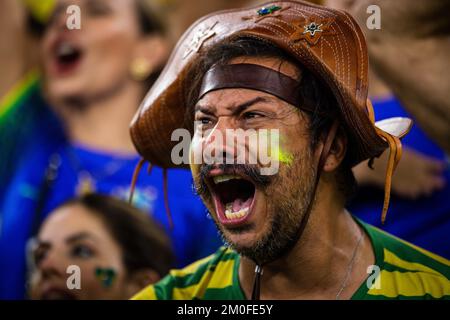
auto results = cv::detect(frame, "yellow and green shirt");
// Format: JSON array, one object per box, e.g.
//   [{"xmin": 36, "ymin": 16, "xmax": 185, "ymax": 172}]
[{"xmin": 133, "ymin": 220, "xmax": 450, "ymax": 300}]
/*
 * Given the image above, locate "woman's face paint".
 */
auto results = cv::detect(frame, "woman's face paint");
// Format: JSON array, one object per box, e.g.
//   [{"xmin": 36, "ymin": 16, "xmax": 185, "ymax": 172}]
[{"xmin": 95, "ymin": 267, "xmax": 117, "ymax": 288}]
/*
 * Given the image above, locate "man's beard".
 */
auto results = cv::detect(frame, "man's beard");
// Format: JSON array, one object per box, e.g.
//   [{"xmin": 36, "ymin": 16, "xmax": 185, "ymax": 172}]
[{"xmin": 194, "ymin": 148, "xmax": 317, "ymax": 265}]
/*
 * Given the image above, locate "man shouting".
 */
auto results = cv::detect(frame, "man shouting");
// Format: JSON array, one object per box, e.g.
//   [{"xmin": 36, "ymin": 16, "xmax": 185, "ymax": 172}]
[{"xmin": 130, "ymin": 1, "xmax": 449, "ymax": 300}]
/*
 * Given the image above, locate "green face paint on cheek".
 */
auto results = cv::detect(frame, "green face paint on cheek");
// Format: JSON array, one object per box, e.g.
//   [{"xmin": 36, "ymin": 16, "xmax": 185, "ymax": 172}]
[{"xmin": 95, "ymin": 267, "xmax": 117, "ymax": 288}]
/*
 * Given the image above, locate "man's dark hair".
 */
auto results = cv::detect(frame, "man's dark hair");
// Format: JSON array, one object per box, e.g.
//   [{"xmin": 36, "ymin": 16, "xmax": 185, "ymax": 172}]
[
  {"xmin": 185, "ymin": 36, "xmax": 357, "ymax": 201},
  {"xmin": 62, "ymin": 193, "xmax": 174, "ymax": 278}
]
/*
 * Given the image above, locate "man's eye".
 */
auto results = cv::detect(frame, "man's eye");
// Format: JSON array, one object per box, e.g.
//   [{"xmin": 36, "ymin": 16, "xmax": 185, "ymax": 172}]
[
  {"xmin": 71, "ymin": 245, "xmax": 94, "ymax": 259},
  {"xmin": 199, "ymin": 118, "xmax": 212, "ymax": 125},
  {"xmin": 243, "ymin": 112, "xmax": 263, "ymax": 119}
]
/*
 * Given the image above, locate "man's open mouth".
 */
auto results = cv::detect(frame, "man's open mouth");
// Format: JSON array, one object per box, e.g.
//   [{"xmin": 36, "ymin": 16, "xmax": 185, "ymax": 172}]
[{"xmin": 208, "ymin": 173, "xmax": 257, "ymax": 227}]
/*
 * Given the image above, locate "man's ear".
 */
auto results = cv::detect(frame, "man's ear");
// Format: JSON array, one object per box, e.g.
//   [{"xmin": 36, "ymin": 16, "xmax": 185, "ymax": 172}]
[
  {"xmin": 322, "ymin": 128, "xmax": 347, "ymax": 172},
  {"xmin": 125, "ymin": 269, "xmax": 161, "ymax": 297},
  {"xmin": 131, "ymin": 34, "xmax": 169, "ymax": 80}
]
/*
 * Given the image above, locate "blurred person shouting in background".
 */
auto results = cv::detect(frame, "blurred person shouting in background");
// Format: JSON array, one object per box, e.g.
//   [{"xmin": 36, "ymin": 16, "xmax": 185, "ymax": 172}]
[
  {"xmin": 41, "ymin": 0, "xmax": 167, "ymax": 154},
  {"xmin": 0, "ymin": 0, "xmax": 221, "ymax": 300},
  {"xmin": 29, "ymin": 193, "xmax": 173, "ymax": 300}
]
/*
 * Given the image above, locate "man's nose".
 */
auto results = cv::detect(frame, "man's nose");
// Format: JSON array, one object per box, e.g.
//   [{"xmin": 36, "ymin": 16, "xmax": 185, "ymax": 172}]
[{"xmin": 203, "ymin": 117, "xmax": 239, "ymax": 163}]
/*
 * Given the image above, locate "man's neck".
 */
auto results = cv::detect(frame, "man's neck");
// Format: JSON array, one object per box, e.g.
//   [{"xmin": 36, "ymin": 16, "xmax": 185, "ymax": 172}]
[
  {"xmin": 55, "ymin": 83, "xmax": 142, "ymax": 154},
  {"xmin": 238, "ymin": 183, "xmax": 375, "ymax": 300}
]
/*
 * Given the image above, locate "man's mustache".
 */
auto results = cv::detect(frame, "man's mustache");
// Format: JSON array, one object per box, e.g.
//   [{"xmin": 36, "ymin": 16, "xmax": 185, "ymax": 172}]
[{"xmin": 194, "ymin": 164, "xmax": 273, "ymax": 198}]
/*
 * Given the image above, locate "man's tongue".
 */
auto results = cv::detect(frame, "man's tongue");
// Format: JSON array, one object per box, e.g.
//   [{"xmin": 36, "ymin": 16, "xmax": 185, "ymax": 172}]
[
  {"xmin": 224, "ymin": 196, "xmax": 253, "ymax": 220},
  {"xmin": 232, "ymin": 197, "xmax": 251, "ymax": 212}
]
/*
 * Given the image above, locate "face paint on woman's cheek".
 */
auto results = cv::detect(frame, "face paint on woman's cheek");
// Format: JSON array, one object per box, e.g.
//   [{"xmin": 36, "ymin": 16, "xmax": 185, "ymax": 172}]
[{"xmin": 94, "ymin": 267, "xmax": 117, "ymax": 289}]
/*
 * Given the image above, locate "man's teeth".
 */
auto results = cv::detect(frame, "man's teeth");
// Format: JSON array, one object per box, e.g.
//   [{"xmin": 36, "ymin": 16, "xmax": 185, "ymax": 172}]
[
  {"xmin": 224, "ymin": 203, "xmax": 249, "ymax": 220},
  {"xmin": 213, "ymin": 175, "xmax": 242, "ymax": 184}
]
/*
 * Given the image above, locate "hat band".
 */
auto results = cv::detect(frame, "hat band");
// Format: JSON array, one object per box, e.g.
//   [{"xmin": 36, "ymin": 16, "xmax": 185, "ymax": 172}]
[{"xmin": 198, "ymin": 63, "xmax": 314, "ymax": 112}]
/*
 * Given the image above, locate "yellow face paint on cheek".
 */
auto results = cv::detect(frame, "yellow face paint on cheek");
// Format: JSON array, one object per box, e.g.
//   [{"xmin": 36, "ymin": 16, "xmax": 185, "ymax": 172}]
[
  {"xmin": 269, "ymin": 132, "xmax": 294, "ymax": 166},
  {"xmin": 277, "ymin": 148, "xmax": 295, "ymax": 165}
]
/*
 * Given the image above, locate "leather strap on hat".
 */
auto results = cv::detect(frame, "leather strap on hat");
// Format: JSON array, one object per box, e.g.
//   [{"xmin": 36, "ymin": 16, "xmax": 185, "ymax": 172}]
[
  {"xmin": 198, "ymin": 63, "xmax": 315, "ymax": 113},
  {"xmin": 129, "ymin": 159, "xmax": 174, "ymax": 229},
  {"xmin": 366, "ymin": 99, "xmax": 403, "ymax": 224}
]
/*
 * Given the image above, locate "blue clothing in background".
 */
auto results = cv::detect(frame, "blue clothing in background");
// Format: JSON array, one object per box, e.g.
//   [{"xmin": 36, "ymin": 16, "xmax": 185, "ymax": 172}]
[
  {"xmin": 0, "ymin": 88, "xmax": 222, "ymax": 299},
  {"xmin": 349, "ymin": 96, "xmax": 450, "ymax": 258},
  {"xmin": 0, "ymin": 82, "xmax": 62, "ymax": 203}
]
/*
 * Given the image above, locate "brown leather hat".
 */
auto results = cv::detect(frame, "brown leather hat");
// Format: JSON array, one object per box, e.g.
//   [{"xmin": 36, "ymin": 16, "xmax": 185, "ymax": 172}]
[{"xmin": 130, "ymin": 0, "xmax": 411, "ymax": 171}]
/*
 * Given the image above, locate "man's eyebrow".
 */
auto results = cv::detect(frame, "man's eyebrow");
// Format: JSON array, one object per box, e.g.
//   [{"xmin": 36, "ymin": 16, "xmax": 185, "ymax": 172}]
[
  {"xmin": 232, "ymin": 96, "xmax": 271, "ymax": 115},
  {"xmin": 65, "ymin": 232, "xmax": 96, "ymax": 244},
  {"xmin": 195, "ymin": 96, "xmax": 271, "ymax": 114},
  {"xmin": 194, "ymin": 104, "xmax": 216, "ymax": 114}
]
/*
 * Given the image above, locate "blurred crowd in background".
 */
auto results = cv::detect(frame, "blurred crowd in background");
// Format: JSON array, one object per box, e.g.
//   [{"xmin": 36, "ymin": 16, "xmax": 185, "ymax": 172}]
[{"xmin": 0, "ymin": 0, "xmax": 448, "ymax": 300}]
